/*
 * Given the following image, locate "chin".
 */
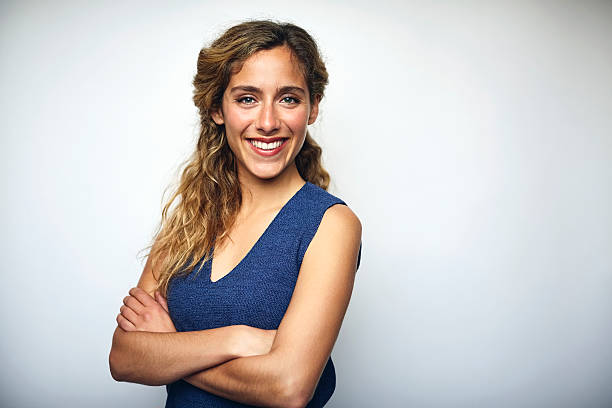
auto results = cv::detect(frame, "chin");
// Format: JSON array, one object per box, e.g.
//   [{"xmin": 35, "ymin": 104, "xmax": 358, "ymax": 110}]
[
  {"xmin": 250, "ymin": 170, "xmax": 283, "ymax": 181},
  {"xmin": 246, "ymin": 163, "xmax": 288, "ymax": 181}
]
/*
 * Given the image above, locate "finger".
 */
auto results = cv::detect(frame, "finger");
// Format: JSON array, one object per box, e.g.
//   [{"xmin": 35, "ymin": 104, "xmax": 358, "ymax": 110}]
[
  {"xmin": 129, "ymin": 287, "xmax": 157, "ymax": 307},
  {"xmin": 120, "ymin": 304, "xmax": 140, "ymax": 326},
  {"xmin": 123, "ymin": 295, "xmax": 145, "ymax": 314},
  {"xmin": 116, "ymin": 313, "xmax": 136, "ymax": 331},
  {"xmin": 155, "ymin": 291, "xmax": 169, "ymax": 313}
]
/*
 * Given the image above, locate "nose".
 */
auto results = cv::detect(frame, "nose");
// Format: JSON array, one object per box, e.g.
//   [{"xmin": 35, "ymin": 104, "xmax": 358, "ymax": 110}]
[{"xmin": 255, "ymin": 103, "xmax": 280, "ymax": 134}]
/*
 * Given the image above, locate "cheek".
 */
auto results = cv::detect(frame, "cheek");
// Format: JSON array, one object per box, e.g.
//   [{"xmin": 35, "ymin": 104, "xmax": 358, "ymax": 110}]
[
  {"xmin": 283, "ymin": 110, "xmax": 310, "ymax": 133},
  {"xmin": 222, "ymin": 112, "xmax": 246, "ymax": 154},
  {"xmin": 224, "ymin": 109, "xmax": 251, "ymax": 132}
]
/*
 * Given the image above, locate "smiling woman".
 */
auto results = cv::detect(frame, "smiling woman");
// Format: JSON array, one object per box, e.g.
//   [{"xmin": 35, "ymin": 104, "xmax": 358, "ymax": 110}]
[
  {"xmin": 108, "ymin": 20, "xmax": 362, "ymax": 408},
  {"xmin": 211, "ymin": 46, "xmax": 319, "ymax": 182}
]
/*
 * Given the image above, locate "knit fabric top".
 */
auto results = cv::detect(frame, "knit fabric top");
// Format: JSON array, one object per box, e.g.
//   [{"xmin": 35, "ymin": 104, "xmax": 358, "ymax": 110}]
[{"xmin": 165, "ymin": 181, "xmax": 360, "ymax": 407}]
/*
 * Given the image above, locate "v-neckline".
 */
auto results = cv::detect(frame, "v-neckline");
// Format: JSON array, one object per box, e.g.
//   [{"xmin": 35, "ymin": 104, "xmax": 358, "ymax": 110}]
[{"xmin": 208, "ymin": 181, "xmax": 308, "ymax": 283}]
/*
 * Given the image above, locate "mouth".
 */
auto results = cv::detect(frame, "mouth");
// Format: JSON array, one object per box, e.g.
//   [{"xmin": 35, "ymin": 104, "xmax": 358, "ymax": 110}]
[{"xmin": 246, "ymin": 137, "xmax": 289, "ymax": 156}]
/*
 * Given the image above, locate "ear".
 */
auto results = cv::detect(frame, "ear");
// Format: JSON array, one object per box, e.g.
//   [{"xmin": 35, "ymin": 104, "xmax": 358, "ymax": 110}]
[
  {"xmin": 307, "ymin": 95, "xmax": 321, "ymax": 125},
  {"xmin": 211, "ymin": 108, "xmax": 224, "ymax": 125}
]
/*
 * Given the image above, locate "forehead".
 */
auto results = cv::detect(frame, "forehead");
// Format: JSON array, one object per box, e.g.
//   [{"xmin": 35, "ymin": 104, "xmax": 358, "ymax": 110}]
[{"xmin": 227, "ymin": 46, "xmax": 307, "ymax": 90}]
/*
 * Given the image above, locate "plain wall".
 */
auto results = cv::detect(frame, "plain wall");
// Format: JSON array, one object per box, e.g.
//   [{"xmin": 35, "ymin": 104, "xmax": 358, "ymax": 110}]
[{"xmin": 1, "ymin": 1, "xmax": 611, "ymax": 407}]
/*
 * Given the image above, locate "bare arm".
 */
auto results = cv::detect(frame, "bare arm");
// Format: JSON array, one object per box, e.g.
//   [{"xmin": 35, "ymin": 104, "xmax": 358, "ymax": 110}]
[
  {"xmin": 185, "ymin": 351, "xmax": 293, "ymax": 406},
  {"xmin": 182, "ymin": 204, "xmax": 362, "ymax": 408},
  {"xmin": 109, "ymin": 248, "xmax": 269, "ymax": 385},
  {"xmin": 110, "ymin": 324, "xmax": 243, "ymax": 386}
]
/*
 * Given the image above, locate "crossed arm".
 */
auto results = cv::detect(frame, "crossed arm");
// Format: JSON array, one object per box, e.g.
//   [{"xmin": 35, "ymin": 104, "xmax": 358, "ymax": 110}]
[{"xmin": 109, "ymin": 204, "xmax": 362, "ymax": 407}]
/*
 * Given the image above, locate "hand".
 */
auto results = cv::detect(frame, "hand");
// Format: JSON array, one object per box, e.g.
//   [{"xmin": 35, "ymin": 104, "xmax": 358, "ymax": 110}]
[
  {"xmin": 117, "ymin": 287, "xmax": 176, "ymax": 333},
  {"xmin": 238, "ymin": 326, "xmax": 277, "ymax": 358}
]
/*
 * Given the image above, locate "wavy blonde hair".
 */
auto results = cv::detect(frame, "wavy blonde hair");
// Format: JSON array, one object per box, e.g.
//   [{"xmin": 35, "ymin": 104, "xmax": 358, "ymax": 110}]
[{"xmin": 147, "ymin": 20, "xmax": 330, "ymax": 295}]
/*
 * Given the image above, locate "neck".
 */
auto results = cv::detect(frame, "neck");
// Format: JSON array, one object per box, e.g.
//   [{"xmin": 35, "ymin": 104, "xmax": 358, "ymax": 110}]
[{"xmin": 237, "ymin": 163, "xmax": 306, "ymax": 214}]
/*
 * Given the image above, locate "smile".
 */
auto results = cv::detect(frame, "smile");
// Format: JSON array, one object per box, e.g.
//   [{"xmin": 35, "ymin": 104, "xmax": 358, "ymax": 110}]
[{"xmin": 246, "ymin": 138, "xmax": 288, "ymax": 156}]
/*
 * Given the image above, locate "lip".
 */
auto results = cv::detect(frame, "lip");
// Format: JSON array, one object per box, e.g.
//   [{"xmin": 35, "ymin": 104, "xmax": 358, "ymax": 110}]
[
  {"xmin": 248, "ymin": 137, "xmax": 287, "ymax": 143},
  {"xmin": 246, "ymin": 138, "xmax": 288, "ymax": 157}
]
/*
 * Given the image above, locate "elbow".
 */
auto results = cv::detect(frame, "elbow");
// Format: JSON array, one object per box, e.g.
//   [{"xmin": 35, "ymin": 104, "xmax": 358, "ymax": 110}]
[
  {"xmin": 279, "ymin": 374, "xmax": 315, "ymax": 408},
  {"xmin": 109, "ymin": 347, "xmax": 127, "ymax": 382},
  {"xmin": 109, "ymin": 340, "xmax": 166, "ymax": 386},
  {"xmin": 108, "ymin": 329, "xmax": 166, "ymax": 386},
  {"xmin": 109, "ymin": 328, "xmax": 131, "ymax": 382},
  {"xmin": 286, "ymin": 395, "xmax": 309, "ymax": 408},
  {"xmin": 265, "ymin": 351, "xmax": 316, "ymax": 407}
]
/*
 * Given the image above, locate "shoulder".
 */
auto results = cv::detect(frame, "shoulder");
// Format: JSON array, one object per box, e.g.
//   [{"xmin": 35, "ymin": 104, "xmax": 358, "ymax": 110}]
[
  {"xmin": 302, "ymin": 182, "xmax": 361, "ymax": 237},
  {"xmin": 321, "ymin": 204, "xmax": 362, "ymax": 238},
  {"xmin": 300, "ymin": 201, "xmax": 361, "ymax": 277},
  {"xmin": 313, "ymin": 202, "xmax": 362, "ymax": 270}
]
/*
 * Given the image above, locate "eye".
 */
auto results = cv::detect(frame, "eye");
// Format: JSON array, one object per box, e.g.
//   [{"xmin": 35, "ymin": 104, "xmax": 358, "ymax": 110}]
[
  {"xmin": 281, "ymin": 96, "xmax": 300, "ymax": 104},
  {"xmin": 237, "ymin": 96, "xmax": 256, "ymax": 105}
]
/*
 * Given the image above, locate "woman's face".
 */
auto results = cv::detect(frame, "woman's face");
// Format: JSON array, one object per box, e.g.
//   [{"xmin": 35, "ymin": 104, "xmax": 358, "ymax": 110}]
[{"xmin": 212, "ymin": 46, "xmax": 319, "ymax": 182}]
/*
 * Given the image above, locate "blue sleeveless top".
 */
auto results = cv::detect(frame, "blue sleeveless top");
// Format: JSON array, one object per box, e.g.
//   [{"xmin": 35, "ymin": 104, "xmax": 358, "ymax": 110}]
[{"xmin": 165, "ymin": 181, "xmax": 359, "ymax": 407}]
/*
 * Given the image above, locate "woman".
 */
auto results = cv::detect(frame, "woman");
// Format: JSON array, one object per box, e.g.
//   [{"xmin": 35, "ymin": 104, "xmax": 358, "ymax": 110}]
[{"xmin": 109, "ymin": 20, "xmax": 362, "ymax": 408}]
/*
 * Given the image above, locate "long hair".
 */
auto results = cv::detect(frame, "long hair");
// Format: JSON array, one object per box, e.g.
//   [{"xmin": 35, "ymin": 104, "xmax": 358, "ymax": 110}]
[{"xmin": 148, "ymin": 20, "xmax": 330, "ymax": 295}]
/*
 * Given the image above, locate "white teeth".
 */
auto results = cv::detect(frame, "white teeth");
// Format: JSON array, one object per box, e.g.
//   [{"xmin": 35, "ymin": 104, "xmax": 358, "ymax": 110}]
[{"xmin": 249, "ymin": 139, "xmax": 283, "ymax": 150}]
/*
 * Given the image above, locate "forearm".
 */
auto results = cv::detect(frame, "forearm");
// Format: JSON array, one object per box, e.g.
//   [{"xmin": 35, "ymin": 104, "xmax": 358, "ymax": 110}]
[
  {"xmin": 183, "ymin": 351, "xmax": 303, "ymax": 408},
  {"xmin": 109, "ymin": 325, "xmax": 241, "ymax": 386}
]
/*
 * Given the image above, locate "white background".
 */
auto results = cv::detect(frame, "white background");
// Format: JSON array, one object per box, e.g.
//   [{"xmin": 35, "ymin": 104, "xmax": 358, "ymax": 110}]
[{"xmin": 1, "ymin": 1, "xmax": 611, "ymax": 407}]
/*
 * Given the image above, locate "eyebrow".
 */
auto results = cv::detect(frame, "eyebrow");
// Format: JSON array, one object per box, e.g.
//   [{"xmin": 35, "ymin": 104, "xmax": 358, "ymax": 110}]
[{"xmin": 229, "ymin": 85, "xmax": 306, "ymax": 96}]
